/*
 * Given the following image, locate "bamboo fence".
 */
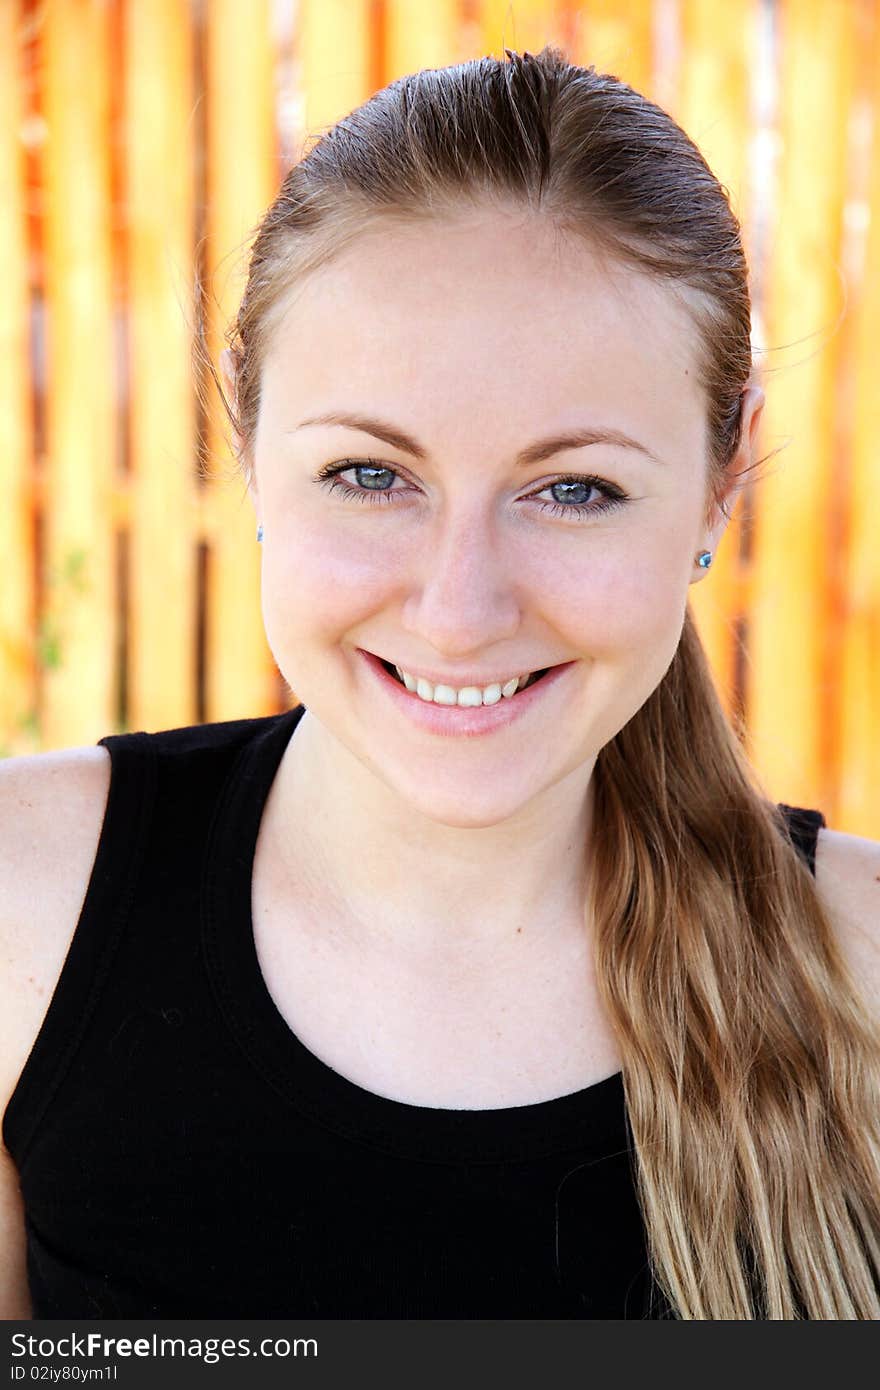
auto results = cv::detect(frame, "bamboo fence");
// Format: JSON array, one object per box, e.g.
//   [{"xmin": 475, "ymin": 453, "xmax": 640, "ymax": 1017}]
[{"xmin": 1, "ymin": 0, "xmax": 878, "ymax": 836}]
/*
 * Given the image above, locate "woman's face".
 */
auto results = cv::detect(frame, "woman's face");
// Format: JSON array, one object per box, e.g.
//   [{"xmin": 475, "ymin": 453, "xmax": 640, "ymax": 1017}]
[{"xmin": 239, "ymin": 208, "xmax": 756, "ymax": 829}]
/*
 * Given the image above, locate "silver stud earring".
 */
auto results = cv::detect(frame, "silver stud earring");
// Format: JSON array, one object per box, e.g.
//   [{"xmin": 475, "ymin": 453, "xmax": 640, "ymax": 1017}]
[
  {"xmin": 256, "ymin": 523, "xmax": 263, "ymax": 543},
  {"xmin": 696, "ymin": 550, "xmax": 712, "ymax": 569}
]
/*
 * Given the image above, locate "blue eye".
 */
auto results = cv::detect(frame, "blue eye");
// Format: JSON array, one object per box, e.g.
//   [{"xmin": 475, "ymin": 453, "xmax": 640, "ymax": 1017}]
[{"xmin": 314, "ymin": 460, "xmax": 629, "ymax": 520}]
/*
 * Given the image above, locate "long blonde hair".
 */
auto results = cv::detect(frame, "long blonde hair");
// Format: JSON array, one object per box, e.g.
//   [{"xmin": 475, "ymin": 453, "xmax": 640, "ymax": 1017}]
[{"xmin": 200, "ymin": 45, "xmax": 880, "ymax": 1318}]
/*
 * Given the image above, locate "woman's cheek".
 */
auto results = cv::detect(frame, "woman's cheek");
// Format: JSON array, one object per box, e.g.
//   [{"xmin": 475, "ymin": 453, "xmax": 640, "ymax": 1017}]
[
  {"xmin": 541, "ymin": 547, "xmax": 678, "ymax": 657},
  {"xmin": 260, "ymin": 520, "xmax": 400, "ymax": 649}
]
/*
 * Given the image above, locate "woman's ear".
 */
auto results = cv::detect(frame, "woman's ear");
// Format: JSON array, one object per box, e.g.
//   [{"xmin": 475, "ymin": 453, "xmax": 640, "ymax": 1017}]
[
  {"xmin": 219, "ymin": 348, "xmax": 238, "ymax": 414},
  {"xmin": 694, "ymin": 385, "xmax": 766, "ymax": 576},
  {"xmin": 740, "ymin": 383, "xmax": 765, "ymax": 457},
  {"xmin": 219, "ymin": 347, "xmax": 250, "ymax": 473},
  {"xmin": 718, "ymin": 383, "xmax": 765, "ymax": 527}
]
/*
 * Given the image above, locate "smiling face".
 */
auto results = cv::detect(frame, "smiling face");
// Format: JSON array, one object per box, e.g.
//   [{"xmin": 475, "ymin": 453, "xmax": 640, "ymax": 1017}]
[{"xmin": 235, "ymin": 206, "xmax": 750, "ymax": 831}]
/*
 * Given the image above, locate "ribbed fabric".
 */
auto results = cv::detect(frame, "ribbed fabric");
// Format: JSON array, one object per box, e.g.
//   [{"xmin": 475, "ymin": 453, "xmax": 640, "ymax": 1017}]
[
  {"xmin": 776, "ymin": 802, "xmax": 825, "ymax": 875},
  {"xmin": 2, "ymin": 706, "xmax": 825, "ymax": 1318}
]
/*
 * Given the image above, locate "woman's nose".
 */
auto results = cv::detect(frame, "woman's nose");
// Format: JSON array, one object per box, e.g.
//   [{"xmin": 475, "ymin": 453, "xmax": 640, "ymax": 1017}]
[{"xmin": 400, "ymin": 514, "xmax": 522, "ymax": 655}]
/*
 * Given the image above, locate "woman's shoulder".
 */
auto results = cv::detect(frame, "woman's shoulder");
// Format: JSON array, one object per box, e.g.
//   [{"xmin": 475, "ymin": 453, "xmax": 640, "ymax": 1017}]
[
  {"xmin": 814, "ymin": 825, "xmax": 880, "ymax": 1028},
  {"xmin": 0, "ymin": 742, "xmax": 112, "ymax": 928},
  {"xmin": 0, "ymin": 743, "xmax": 112, "ymax": 1321},
  {"xmin": 0, "ymin": 742, "xmax": 112, "ymax": 931},
  {"xmin": 0, "ymin": 744, "xmax": 112, "ymax": 1149}
]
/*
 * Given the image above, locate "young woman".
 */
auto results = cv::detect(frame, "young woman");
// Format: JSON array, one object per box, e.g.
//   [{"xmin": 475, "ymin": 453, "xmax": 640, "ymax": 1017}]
[{"xmin": 2, "ymin": 46, "xmax": 878, "ymax": 1321}]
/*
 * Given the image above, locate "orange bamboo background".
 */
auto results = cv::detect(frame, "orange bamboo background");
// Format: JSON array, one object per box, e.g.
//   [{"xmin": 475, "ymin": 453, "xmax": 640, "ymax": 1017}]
[{"xmin": 1, "ymin": 0, "xmax": 878, "ymax": 837}]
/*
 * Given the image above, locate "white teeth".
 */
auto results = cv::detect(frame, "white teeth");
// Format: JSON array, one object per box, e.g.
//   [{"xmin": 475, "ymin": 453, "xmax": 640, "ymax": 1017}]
[{"xmin": 394, "ymin": 665, "xmax": 534, "ymax": 706}]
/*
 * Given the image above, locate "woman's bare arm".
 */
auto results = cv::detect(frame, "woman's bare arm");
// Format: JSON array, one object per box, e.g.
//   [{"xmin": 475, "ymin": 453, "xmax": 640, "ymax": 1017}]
[{"xmin": 0, "ymin": 745, "xmax": 112, "ymax": 1319}]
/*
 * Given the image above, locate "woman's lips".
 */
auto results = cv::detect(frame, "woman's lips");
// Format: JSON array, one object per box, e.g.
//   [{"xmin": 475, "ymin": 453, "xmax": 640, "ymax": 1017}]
[
  {"xmin": 377, "ymin": 656, "xmax": 546, "ymax": 693},
  {"xmin": 357, "ymin": 647, "xmax": 576, "ymax": 738}
]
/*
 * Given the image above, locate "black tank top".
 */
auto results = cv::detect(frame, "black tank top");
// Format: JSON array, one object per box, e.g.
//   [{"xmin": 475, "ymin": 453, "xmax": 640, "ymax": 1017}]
[{"xmin": 2, "ymin": 706, "xmax": 826, "ymax": 1318}]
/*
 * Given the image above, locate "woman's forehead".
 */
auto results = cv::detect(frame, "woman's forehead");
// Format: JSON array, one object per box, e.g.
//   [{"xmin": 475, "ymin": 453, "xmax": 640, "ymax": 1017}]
[
  {"xmin": 260, "ymin": 216, "xmax": 705, "ymax": 457},
  {"xmin": 270, "ymin": 210, "xmax": 694, "ymax": 337},
  {"xmin": 268, "ymin": 219, "xmax": 692, "ymax": 372}
]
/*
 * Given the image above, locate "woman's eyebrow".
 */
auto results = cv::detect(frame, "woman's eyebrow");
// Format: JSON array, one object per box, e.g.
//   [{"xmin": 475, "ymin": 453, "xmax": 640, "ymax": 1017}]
[{"xmin": 291, "ymin": 410, "xmax": 666, "ymax": 467}]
